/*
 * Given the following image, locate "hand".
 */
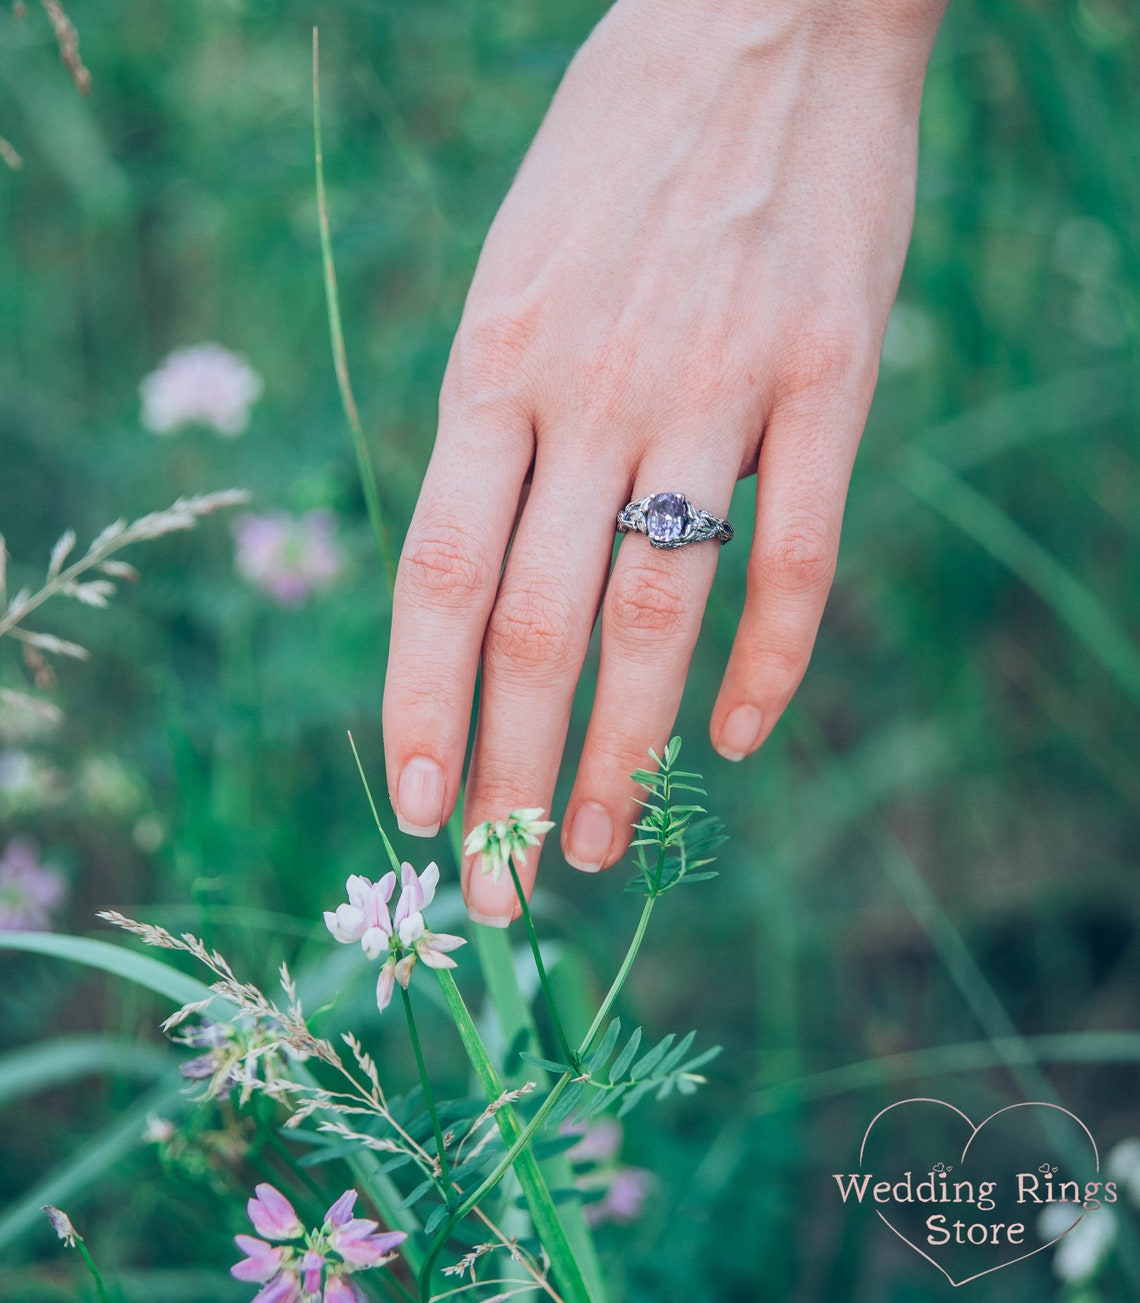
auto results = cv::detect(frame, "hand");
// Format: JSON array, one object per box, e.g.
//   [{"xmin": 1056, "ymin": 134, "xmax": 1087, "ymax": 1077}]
[{"xmin": 383, "ymin": 0, "xmax": 947, "ymax": 923}]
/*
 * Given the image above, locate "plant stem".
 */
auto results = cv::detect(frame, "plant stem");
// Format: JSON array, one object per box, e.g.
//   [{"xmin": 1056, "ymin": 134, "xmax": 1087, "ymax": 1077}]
[
  {"xmin": 74, "ymin": 1241, "xmax": 111, "ymax": 1303},
  {"xmin": 423, "ymin": 971, "xmax": 592, "ymax": 1303},
  {"xmin": 448, "ymin": 1067, "xmax": 572, "ymax": 1226},
  {"xmin": 401, "ymin": 985, "xmax": 452, "ymax": 1194},
  {"xmin": 312, "ymin": 27, "xmax": 397, "ymax": 592},
  {"xmin": 422, "ymin": 857, "xmax": 667, "ymax": 1297},
  {"xmin": 506, "ymin": 859, "xmax": 578, "ymax": 1070},
  {"xmin": 578, "ymin": 846, "xmax": 665, "ymax": 1053},
  {"xmin": 348, "ymin": 730, "xmax": 402, "ymax": 874}
]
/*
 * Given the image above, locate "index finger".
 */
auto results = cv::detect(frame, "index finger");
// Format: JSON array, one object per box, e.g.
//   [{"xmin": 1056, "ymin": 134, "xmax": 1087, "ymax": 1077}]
[{"xmin": 383, "ymin": 406, "xmax": 533, "ymax": 839}]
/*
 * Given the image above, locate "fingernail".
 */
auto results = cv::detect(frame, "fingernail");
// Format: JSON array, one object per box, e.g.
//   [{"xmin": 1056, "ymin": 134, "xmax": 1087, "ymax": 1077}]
[
  {"xmin": 717, "ymin": 705, "xmax": 763, "ymax": 761},
  {"xmin": 565, "ymin": 801, "xmax": 613, "ymax": 873},
  {"xmin": 468, "ymin": 907, "xmax": 513, "ymax": 928},
  {"xmin": 396, "ymin": 756, "xmax": 445, "ymax": 837}
]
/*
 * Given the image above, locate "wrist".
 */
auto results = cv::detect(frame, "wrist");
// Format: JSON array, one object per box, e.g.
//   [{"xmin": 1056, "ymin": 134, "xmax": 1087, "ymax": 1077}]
[{"xmin": 591, "ymin": 0, "xmax": 947, "ymax": 124}]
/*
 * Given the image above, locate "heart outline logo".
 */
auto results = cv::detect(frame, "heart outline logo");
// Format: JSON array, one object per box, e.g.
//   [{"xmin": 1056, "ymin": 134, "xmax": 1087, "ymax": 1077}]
[{"xmin": 858, "ymin": 1098, "xmax": 1098, "ymax": 1287}]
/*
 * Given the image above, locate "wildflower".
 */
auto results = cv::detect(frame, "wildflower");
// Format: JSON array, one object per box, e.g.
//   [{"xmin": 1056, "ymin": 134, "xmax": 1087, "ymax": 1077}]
[
  {"xmin": 324, "ymin": 862, "xmax": 465, "ymax": 1013},
  {"xmin": 231, "ymin": 1184, "xmax": 405, "ymax": 1302},
  {"xmin": 173, "ymin": 1014, "xmax": 302, "ymax": 1101},
  {"xmin": 0, "ymin": 838, "xmax": 66, "ymax": 931},
  {"xmin": 248, "ymin": 1184, "xmax": 305, "ymax": 1240},
  {"xmin": 1107, "ymin": 1137, "xmax": 1140, "ymax": 1206},
  {"xmin": 565, "ymin": 1118, "xmax": 655, "ymax": 1228},
  {"xmin": 140, "ymin": 342, "xmax": 263, "ymax": 436},
  {"xmin": 42, "ymin": 1205, "xmax": 81, "ymax": 1247},
  {"xmin": 233, "ymin": 510, "xmax": 345, "ymax": 607},
  {"xmin": 464, "ymin": 808, "xmax": 554, "ymax": 884},
  {"xmin": 1039, "ymin": 1203, "xmax": 1116, "ymax": 1282},
  {"xmin": 583, "ymin": 1167, "xmax": 655, "ymax": 1226},
  {"xmin": 0, "ymin": 750, "xmax": 63, "ymax": 813},
  {"xmin": 141, "ymin": 1114, "xmax": 176, "ymax": 1144}
]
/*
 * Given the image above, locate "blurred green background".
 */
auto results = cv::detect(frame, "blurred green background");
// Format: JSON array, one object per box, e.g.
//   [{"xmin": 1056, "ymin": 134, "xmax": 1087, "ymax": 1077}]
[{"xmin": 1, "ymin": 0, "xmax": 1138, "ymax": 1299}]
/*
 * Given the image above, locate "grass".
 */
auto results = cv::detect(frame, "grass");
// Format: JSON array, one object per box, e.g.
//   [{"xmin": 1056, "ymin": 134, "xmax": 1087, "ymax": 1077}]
[{"xmin": 1, "ymin": 1, "xmax": 1138, "ymax": 1300}]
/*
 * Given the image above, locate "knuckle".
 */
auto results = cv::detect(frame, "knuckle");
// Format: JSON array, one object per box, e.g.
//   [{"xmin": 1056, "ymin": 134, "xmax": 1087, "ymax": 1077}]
[
  {"xmin": 448, "ymin": 309, "xmax": 541, "ymax": 399},
  {"xmin": 484, "ymin": 587, "xmax": 578, "ymax": 677},
  {"xmin": 747, "ymin": 638, "xmax": 812, "ymax": 687},
  {"xmin": 606, "ymin": 563, "xmax": 693, "ymax": 640},
  {"xmin": 775, "ymin": 323, "xmax": 875, "ymax": 401},
  {"xmin": 398, "ymin": 521, "xmax": 493, "ymax": 610},
  {"xmin": 752, "ymin": 519, "xmax": 837, "ymax": 593}
]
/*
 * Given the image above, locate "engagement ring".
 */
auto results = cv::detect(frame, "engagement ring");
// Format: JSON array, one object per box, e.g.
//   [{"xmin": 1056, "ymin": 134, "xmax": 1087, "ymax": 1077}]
[{"xmin": 616, "ymin": 492, "xmax": 733, "ymax": 550}]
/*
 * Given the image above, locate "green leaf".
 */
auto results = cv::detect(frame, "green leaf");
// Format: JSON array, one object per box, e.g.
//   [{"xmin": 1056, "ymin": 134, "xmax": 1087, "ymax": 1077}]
[
  {"xmin": 680, "ymin": 1045, "xmax": 723, "ymax": 1074},
  {"xmin": 584, "ymin": 1018, "xmax": 621, "ymax": 1074},
  {"xmin": 617, "ymin": 1079, "xmax": 658, "ymax": 1118},
  {"xmin": 0, "ymin": 1035, "xmax": 171, "ymax": 1108},
  {"xmin": 609, "ymin": 1027, "xmax": 643, "ymax": 1083},
  {"xmin": 519, "ymin": 1051, "xmax": 573, "ymax": 1075},
  {"xmin": 654, "ymin": 1030, "xmax": 697, "ymax": 1078},
  {"xmin": 401, "ymin": 1177, "xmax": 437, "ymax": 1209},
  {"xmin": 0, "ymin": 932, "xmax": 223, "ymax": 1011},
  {"xmin": 631, "ymin": 1033, "xmax": 676, "ymax": 1080},
  {"xmin": 423, "ymin": 1204, "xmax": 450, "ymax": 1238}
]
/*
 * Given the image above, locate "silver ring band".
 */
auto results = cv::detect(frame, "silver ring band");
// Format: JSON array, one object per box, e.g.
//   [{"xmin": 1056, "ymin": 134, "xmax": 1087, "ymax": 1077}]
[{"xmin": 616, "ymin": 492, "xmax": 733, "ymax": 550}]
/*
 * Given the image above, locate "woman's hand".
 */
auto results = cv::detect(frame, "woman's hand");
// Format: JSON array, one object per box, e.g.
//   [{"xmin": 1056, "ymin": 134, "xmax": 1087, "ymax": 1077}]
[{"xmin": 382, "ymin": 0, "xmax": 947, "ymax": 924}]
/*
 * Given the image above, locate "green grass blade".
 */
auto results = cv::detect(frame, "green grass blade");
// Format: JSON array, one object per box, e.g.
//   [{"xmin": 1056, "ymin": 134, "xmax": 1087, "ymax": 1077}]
[
  {"xmin": 896, "ymin": 446, "xmax": 1140, "ymax": 707},
  {"xmin": 0, "ymin": 932, "xmax": 225, "ymax": 1010},
  {"xmin": 432, "ymin": 969, "xmax": 594, "ymax": 1303},
  {"xmin": 312, "ymin": 27, "xmax": 396, "ymax": 591},
  {"xmin": 753, "ymin": 1032, "xmax": 1140, "ymax": 1113},
  {"xmin": 472, "ymin": 927, "xmax": 606, "ymax": 1301},
  {"xmin": 0, "ymin": 1035, "xmax": 171, "ymax": 1108},
  {"xmin": 0, "ymin": 1073, "xmax": 186, "ymax": 1252}
]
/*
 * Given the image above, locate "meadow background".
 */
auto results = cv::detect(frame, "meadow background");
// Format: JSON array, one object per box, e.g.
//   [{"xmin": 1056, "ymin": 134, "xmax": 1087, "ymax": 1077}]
[{"xmin": 1, "ymin": 0, "xmax": 1138, "ymax": 1299}]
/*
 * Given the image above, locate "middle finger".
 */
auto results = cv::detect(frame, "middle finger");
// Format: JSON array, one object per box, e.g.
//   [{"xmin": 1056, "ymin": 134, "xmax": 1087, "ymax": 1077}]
[{"xmin": 462, "ymin": 436, "xmax": 628, "ymax": 924}]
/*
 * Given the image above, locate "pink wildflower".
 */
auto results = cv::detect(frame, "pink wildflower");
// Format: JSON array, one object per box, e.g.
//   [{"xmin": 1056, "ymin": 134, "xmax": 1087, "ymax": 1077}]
[
  {"xmin": 566, "ymin": 1118, "xmax": 655, "ymax": 1227},
  {"xmin": 233, "ymin": 510, "xmax": 345, "ymax": 606},
  {"xmin": 140, "ymin": 342, "xmax": 263, "ymax": 436},
  {"xmin": 251, "ymin": 1273, "xmax": 301, "ymax": 1303},
  {"xmin": 232, "ymin": 1236, "xmax": 288, "ymax": 1283},
  {"xmin": 247, "ymin": 1184, "xmax": 304, "ymax": 1241},
  {"xmin": 591, "ymin": 1167, "xmax": 655, "ymax": 1223},
  {"xmin": 328, "ymin": 1216, "xmax": 407, "ymax": 1267},
  {"xmin": 322, "ymin": 1274, "xmax": 361, "ymax": 1303},
  {"xmin": 0, "ymin": 838, "xmax": 66, "ymax": 931},
  {"xmin": 232, "ymin": 1185, "xmax": 405, "ymax": 1301},
  {"xmin": 324, "ymin": 863, "xmax": 465, "ymax": 1013}
]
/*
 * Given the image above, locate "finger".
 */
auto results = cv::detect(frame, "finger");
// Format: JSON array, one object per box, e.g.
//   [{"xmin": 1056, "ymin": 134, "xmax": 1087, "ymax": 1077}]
[
  {"xmin": 462, "ymin": 440, "xmax": 628, "ymax": 925},
  {"xmin": 710, "ymin": 384, "xmax": 867, "ymax": 761},
  {"xmin": 562, "ymin": 461, "xmax": 735, "ymax": 873},
  {"xmin": 383, "ymin": 406, "xmax": 533, "ymax": 839}
]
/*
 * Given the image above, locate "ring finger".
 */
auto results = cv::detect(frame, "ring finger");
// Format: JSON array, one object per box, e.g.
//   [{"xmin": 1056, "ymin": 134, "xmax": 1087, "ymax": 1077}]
[{"xmin": 561, "ymin": 451, "xmax": 737, "ymax": 873}]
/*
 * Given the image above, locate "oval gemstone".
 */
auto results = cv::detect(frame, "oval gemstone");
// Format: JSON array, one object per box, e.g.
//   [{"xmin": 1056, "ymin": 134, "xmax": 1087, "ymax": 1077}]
[{"xmin": 646, "ymin": 492, "xmax": 687, "ymax": 544}]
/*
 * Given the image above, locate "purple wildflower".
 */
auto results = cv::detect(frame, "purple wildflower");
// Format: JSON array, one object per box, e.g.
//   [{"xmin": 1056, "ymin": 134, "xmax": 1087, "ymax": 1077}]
[
  {"xmin": 232, "ymin": 1235, "xmax": 288, "ymax": 1283},
  {"xmin": 233, "ymin": 510, "xmax": 345, "ymax": 606},
  {"xmin": 247, "ymin": 1184, "xmax": 305, "ymax": 1241},
  {"xmin": 587, "ymin": 1167, "xmax": 655, "ymax": 1225},
  {"xmin": 566, "ymin": 1118, "xmax": 655, "ymax": 1227},
  {"xmin": 0, "ymin": 838, "xmax": 66, "ymax": 931},
  {"xmin": 232, "ymin": 1185, "xmax": 405, "ymax": 1302},
  {"xmin": 140, "ymin": 342, "xmax": 263, "ymax": 437},
  {"xmin": 324, "ymin": 863, "xmax": 465, "ymax": 1013}
]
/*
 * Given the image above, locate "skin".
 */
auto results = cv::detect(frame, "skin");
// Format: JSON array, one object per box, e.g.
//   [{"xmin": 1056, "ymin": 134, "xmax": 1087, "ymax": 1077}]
[{"xmin": 383, "ymin": 0, "xmax": 949, "ymax": 924}]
